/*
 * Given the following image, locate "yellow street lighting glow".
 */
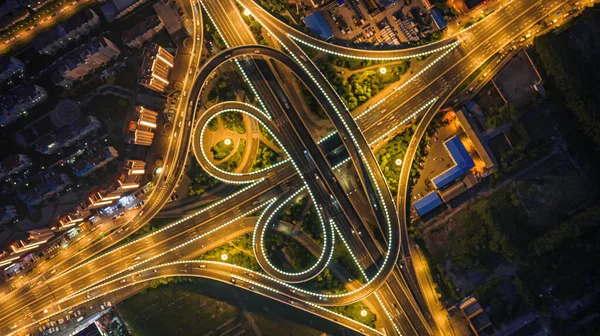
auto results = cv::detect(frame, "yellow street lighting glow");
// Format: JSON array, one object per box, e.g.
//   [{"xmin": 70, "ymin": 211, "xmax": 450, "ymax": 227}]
[
  {"xmin": 60, "ymin": 223, "xmax": 77, "ymax": 228},
  {"xmin": 101, "ymin": 195, "xmax": 121, "ymax": 201},
  {"xmin": 91, "ymin": 200, "xmax": 113, "ymax": 206},
  {"xmin": 224, "ymin": 138, "xmax": 232, "ymax": 146},
  {"xmin": 379, "ymin": 67, "xmax": 387, "ymax": 75},
  {"xmin": 130, "ymin": 169, "xmax": 145, "ymax": 175},
  {"xmin": 156, "ymin": 54, "xmax": 174, "ymax": 67},
  {"xmin": 360, "ymin": 309, "xmax": 368, "ymax": 317},
  {"xmin": 152, "ymin": 74, "xmax": 169, "ymax": 84},
  {"xmin": 220, "ymin": 254, "xmax": 228, "ymax": 261},
  {"xmin": 395, "ymin": 159, "xmax": 402, "ymax": 166},
  {"xmin": 120, "ymin": 183, "xmax": 139, "ymax": 189},
  {"xmin": 139, "ymin": 120, "xmax": 157, "ymax": 128},
  {"xmin": 243, "ymin": 9, "xmax": 250, "ymax": 16}
]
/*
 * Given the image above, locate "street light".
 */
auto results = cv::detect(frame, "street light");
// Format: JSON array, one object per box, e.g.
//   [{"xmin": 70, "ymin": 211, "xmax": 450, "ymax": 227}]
[
  {"xmin": 221, "ymin": 253, "xmax": 228, "ymax": 261},
  {"xmin": 379, "ymin": 67, "xmax": 387, "ymax": 75},
  {"xmin": 243, "ymin": 9, "xmax": 251, "ymax": 16},
  {"xmin": 224, "ymin": 138, "xmax": 232, "ymax": 146},
  {"xmin": 360, "ymin": 309, "xmax": 368, "ymax": 317},
  {"xmin": 395, "ymin": 158, "xmax": 402, "ymax": 166}
]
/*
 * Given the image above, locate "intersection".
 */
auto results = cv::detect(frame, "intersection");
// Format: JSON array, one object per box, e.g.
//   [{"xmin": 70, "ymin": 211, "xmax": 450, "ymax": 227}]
[{"xmin": 0, "ymin": 0, "xmax": 572, "ymax": 335}]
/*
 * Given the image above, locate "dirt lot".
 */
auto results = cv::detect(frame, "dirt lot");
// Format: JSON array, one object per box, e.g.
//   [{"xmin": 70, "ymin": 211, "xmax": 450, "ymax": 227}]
[{"xmin": 493, "ymin": 50, "xmax": 541, "ymax": 107}]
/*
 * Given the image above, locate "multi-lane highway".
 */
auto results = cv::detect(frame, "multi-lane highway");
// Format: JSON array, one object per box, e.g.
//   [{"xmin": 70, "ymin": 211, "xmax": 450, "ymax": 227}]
[{"xmin": 0, "ymin": 0, "xmax": 573, "ymax": 335}]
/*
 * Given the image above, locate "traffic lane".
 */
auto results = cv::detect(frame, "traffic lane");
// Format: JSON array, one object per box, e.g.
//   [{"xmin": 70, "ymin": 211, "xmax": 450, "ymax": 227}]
[
  {"xmin": 41, "ymin": 262, "xmax": 375, "ymax": 336},
  {"xmin": 0, "ymin": 180, "xmax": 281, "ymax": 328}
]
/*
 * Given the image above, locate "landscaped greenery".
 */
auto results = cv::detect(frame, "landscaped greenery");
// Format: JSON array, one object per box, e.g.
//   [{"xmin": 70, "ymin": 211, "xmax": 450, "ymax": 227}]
[
  {"xmin": 376, "ymin": 124, "xmax": 430, "ymax": 194},
  {"xmin": 264, "ymin": 231, "xmax": 317, "ymax": 272},
  {"xmin": 317, "ymin": 56, "xmax": 410, "ymax": 110},
  {"xmin": 207, "ymin": 117, "xmax": 218, "ymax": 131},
  {"xmin": 220, "ymin": 111, "xmax": 246, "ymax": 134},
  {"xmin": 250, "ymin": 142, "xmax": 280, "ymax": 171},
  {"xmin": 118, "ymin": 279, "xmax": 241, "ymax": 336},
  {"xmin": 211, "ymin": 139, "xmax": 234, "ymax": 160},
  {"xmin": 188, "ymin": 161, "xmax": 219, "ymax": 197},
  {"xmin": 199, "ymin": 233, "xmax": 261, "ymax": 272},
  {"xmin": 218, "ymin": 139, "xmax": 246, "ymax": 172},
  {"xmin": 208, "ymin": 79, "xmax": 235, "ymax": 102},
  {"xmin": 535, "ymin": 5, "xmax": 600, "ymax": 151},
  {"xmin": 330, "ymin": 303, "xmax": 376, "ymax": 328}
]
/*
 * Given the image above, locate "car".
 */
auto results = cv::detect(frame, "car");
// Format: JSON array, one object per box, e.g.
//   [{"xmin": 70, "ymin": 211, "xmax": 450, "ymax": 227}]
[
  {"xmin": 254, "ymin": 50, "xmax": 260, "ymax": 54},
  {"xmin": 198, "ymin": 265, "xmax": 206, "ymax": 268},
  {"xmin": 230, "ymin": 278, "xmax": 236, "ymax": 283},
  {"xmin": 120, "ymin": 279, "xmax": 127, "ymax": 283},
  {"xmin": 153, "ymin": 269, "xmax": 158, "ymax": 273}
]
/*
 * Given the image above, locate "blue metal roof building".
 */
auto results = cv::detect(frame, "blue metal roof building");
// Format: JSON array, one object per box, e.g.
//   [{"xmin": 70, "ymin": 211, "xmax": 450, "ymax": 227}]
[
  {"xmin": 414, "ymin": 191, "xmax": 443, "ymax": 217},
  {"xmin": 430, "ymin": 8, "xmax": 447, "ymax": 30},
  {"xmin": 304, "ymin": 11, "xmax": 334, "ymax": 41},
  {"xmin": 432, "ymin": 136, "xmax": 474, "ymax": 189}
]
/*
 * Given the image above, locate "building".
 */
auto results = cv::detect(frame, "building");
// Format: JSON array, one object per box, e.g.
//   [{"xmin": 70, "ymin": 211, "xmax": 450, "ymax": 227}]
[
  {"xmin": 0, "ymin": 154, "xmax": 32, "ymax": 180},
  {"xmin": 0, "ymin": 84, "xmax": 48, "ymax": 127},
  {"xmin": 456, "ymin": 109, "xmax": 497, "ymax": 169},
  {"xmin": 303, "ymin": 11, "xmax": 334, "ymax": 41},
  {"xmin": 34, "ymin": 116, "xmax": 102, "ymax": 154},
  {"xmin": 459, "ymin": 296, "xmax": 494, "ymax": 336},
  {"xmin": 0, "ymin": 206, "xmax": 17, "ymax": 226},
  {"xmin": 431, "ymin": 136, "xmax": 475, "ymax": 190},
  {"xmin": 430, "ymin": 7, "xmax": 447, "ymax": 30},
  {"xmin": 18, "ymin": 171, "xmax": 72, "ymax": 206},
  {"xmin": 54, "ymin": 211, "xmax": 86, "ymax": 230},
  {"xmin": 101, "ymin": 0, "xmax": 145, "ymax": 22},
  {"xmin": 122, "ymin": 15, "xmax": 164, "ymax": 48},
  {"xmin": 33, "ymin": 9, "xmax": 100, "ymax": 55},
  {"xmin": 413, "ymin": 191, "xmax": 443, "ymax": 217},
  {"xmin": 72, "ymin": 146, "xmax": 119, "ymax": 177},
  {"xmin": 127, "ymin": 106, "xmax": 158, "ymax": 146},
  {"xmin": 19, "ymin": 0, "xmax": 53, "ymax": 11},
  {"xmin": 53, "ymin": 36, "xmax": 121, "ymax": 87},
  {"xmin": 125, "ymin": 159, "xmax": 146, "ymax": 175},
  {"xmin": 0, "ymin": 56, "xmax": 25, "ymax": 83},
  {"xmin": 139, "ymin": 43, "xmax": 174, "ymax": 92},
  {"xmin": 153, "ymin": 0, "xmax": 182, "ymax": 35},
  {"xmin": 0, "ymin": 0, "xmax": 29, "ymax": 32}
]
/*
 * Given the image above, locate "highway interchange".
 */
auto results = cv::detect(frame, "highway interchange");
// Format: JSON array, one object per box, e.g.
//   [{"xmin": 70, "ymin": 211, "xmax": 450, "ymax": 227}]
[{"xmin": 0, "ymin": 0, "xmax": 572, "ymax": 335}]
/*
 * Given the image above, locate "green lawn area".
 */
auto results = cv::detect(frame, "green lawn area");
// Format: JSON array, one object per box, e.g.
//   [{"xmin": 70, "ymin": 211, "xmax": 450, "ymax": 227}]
[
  {"xmin": 218, "ymin": 139, "xmax": 246, "ymax": 172},
  {"xmin": 318, "ymin": 57, "xmax": 410, "ymax": 110},
  {"xmin": 249, "ymin": 313, "xmax": 328, "ymax": 335},
  {"xmin": 118, "ymin": 284, "xmax": 241, "ymax": 336},
  {"xmin": 119, "ymin": 277, "xmax": 356, "ymax": 335},
  {"xmin": 211, "ymin": 139, "xmax": 234, "ymax": 160},
  {"xmin": 207, "ymin": 117, "xmax": 219, "ymax": 131},
  {"xmin": 250, "ymin": 141, "xmax": 281, "ymax": 171},
  {"xmin": 221, "ymin": 111, "xmax": 246, "ymax": 134}
]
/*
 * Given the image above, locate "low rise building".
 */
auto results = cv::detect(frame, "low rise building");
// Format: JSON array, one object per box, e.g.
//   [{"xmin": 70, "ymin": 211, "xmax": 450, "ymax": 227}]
[
  {"xmin": 0, "ymin": 154, "xmax": 32, "ymax": 180},
  {"xmin": 33, "ymin": 9, "xmax": 100, "ymax": 55},
  {"xmin": 122, "ymin": 15, "xmax": 164, "ymax": 48},
  {"xmin": 101, "ymin": 0, "xmax": 145, "ymax": 22},
  {"xmin": 139, "ymin": 43, "xmax": 174, "ymax": 92},
  {"xmin": 459, "ymin": 296, "xmax": 494, "ymax": 336},
  {"xmin": 0, "ymin": 0, "xmax": 29, "ymax": 32},
  {"xmin": 34, "ymin": 116, "xmax": 102, "ymax": 154},
  {"xmin": 0, "ymin": 84, "xmax": 47, "ymax": 127},
  {"xmin": 18, "ymin": 171, "xmax": 72, "ymax": 206},
  {"xmin": 53, "ymin": 36, "xmax": 121, "ymax": 87},
  {"xmin": 303, "ymin": 11, "xmax": 334, "ymax": 41},
  {"xmin": 19, "ymin": 0, "xmax": 53, "ymax": 11},
  {"xmin": 72, "ymin": 146, "xmax": 119, "ymax": 177},
  {"xmin": 0, "ymin": 56, "xmax": 25, "ymax": 83}
]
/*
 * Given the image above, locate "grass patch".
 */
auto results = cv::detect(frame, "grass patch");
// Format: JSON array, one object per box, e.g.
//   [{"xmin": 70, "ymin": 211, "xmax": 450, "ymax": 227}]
[{"xmin": 211, "ymin": 139, "xmax": 234, "ymax": 160}]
